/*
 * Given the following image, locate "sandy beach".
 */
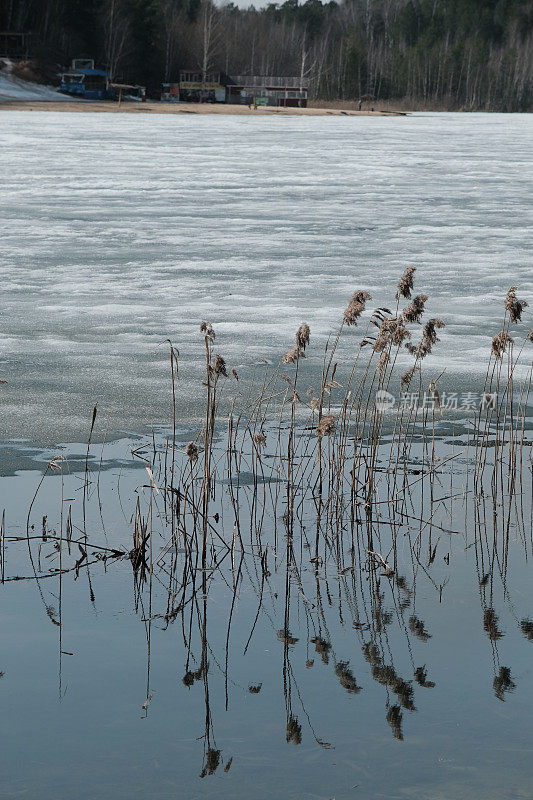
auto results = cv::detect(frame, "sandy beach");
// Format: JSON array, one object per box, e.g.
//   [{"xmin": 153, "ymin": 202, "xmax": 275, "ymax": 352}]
[{"xmin": 0, "ymin": 98, "xmax": 406, "ymax": 116}]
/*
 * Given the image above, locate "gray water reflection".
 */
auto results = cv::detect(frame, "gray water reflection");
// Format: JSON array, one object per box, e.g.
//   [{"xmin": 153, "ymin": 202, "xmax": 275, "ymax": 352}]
[{"xmin": 0, "ymin": 423, "xmax": 532, "ymax": 800}]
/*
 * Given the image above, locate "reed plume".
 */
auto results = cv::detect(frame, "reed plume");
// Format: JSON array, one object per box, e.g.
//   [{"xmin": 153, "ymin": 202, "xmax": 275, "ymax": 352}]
[
  {"xmin": 406, "ymin": 318, "xmax": 445, "ymax": 359},
  {"xmin": 316, "ymin": 414, "xmax": 335, "ymax": 438},
  {"xmin": 213, "ymin": 355, "xmax": 228, "ymax": 377},
  {"xmin": 396, "ymin": 266, "xmax": 416, "ymax": 299},
  {"xmin": 491, "ymin": 330, "xmax": 514, "ymax": 359},
  {"xmin": 185, "ymin": 442, "xmax": 199, "ymax": 462},
  {"xmin": 200, "ymin": 321, "xmax": 215, "ymax": 341},
  {"xmin": 401, "ymin": 366, "xmax": 418, "ymax": 387},
  {"xmin": 252, "ymin": 432, "xmax": 267, "ymax": 448},
  {"xmin": 402, "ymin": 294, "xmax": 428, "ymax": 324},
  {"xmin": 344, "ymin": 290, "xmax": 372, "ymax": 326},
  {"xmin": 373, "ymin": 317, "xmax": 410, "ymax": 352},
  {"xmin": 296, "ymin": 323, "xmax": 310, "ymax": 351},
  {"xmin": 504, "ymin": 286, "xmax": 528, "ymax": 323},
  {"xmin": 282, "ymin": 346, "xmax": 304, "ymax": 364}
]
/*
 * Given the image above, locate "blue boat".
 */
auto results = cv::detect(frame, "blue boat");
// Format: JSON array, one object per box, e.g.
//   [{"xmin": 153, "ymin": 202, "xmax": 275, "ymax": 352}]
[{"xmin": 59, "ymin": 59, "xmax": 109, "ymax": 100}]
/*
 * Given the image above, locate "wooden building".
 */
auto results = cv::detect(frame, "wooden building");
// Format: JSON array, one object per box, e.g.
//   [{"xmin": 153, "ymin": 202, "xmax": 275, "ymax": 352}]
[{"xmin": 226, "ymin": 76, "xmax": 307, "ymax": 107}]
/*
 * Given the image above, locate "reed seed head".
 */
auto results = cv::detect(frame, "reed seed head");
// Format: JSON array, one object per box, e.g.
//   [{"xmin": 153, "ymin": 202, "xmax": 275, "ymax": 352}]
[
  {"xmin": 491, "ymin": 330, "xmax": 514, "ymax": 359},
  {"xmin": 396, "ymin": 266, "xmax": 416, "ymax": 299},
  {"xmin": 344, "ymin": 290, "xmax": 372, "ymax": 326},
  {"xmin": 296, "ymin": 323, "xmax": 310, "ymax": 351},
  {"xmin": 252, "ymin": 431, "xmax": 267, "ymax": 448},
  {"xmin": 282, "ymin": 346, "xmax": 305, "ymax": 364},
  {"xmin": 213, "ymin": 354, "xmax": 228, "ymax": 377},
  {"xmin": 185, "ymin": 442, "xmax": 198, "ymax": 462},
  {"xmin": 200, "ymin": 321, "xmax": 215, "ymax": 341},
  {"xmin": 316, "ymin": 414, "xmax": 335, "ymax": 437},
  {"xmin": 504, "ymin": 286, "xmax": 528, "ymax": 323},
  {"xmin": 373, "ymin": 317, "xmax": 410, "ymax": 352},
  {"xmin": 401, "ymin": 366, "xmax": 418, "ymax": 387},
  {"xmin": 408, "ymin": 317, "xmax": 445, "ymax": 359},
  {"xmin": 402, "ymin": 294, "xmax": 428, "ymax": 324}
]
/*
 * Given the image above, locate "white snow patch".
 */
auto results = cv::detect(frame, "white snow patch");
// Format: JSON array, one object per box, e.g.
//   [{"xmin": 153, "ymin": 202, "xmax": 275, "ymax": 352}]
[{"xmin": 0, "ymin": 64, "xmax": 73, "ymax": 102}]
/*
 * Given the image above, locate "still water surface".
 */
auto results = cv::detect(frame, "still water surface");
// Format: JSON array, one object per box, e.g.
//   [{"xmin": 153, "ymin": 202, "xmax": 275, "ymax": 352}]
[{"xmin": 1, "ymin": 442, "xmax": 533, "ymax": 800}]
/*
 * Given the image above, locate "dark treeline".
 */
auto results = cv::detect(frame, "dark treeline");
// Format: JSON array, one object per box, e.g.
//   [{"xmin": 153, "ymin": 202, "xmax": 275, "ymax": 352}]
[{"xmin": 3, "ymin": 0, "xmax": 533, "ymax": 108}]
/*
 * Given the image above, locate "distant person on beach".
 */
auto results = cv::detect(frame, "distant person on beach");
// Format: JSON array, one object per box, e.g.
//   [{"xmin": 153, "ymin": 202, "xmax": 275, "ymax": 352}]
[{"xmin": 358, "ymin": 99, "xmax": 362, "ymax": 110}]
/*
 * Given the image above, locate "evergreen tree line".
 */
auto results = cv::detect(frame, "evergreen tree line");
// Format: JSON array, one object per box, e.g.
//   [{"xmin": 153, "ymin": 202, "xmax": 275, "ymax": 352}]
[{"xmin": 3, "ymin": 0, "xmax": 533, "ymax": 109}]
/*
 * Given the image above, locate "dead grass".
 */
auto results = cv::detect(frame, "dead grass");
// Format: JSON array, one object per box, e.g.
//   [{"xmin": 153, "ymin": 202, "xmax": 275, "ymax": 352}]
[{"xmin": 0, "ymin": 98, "xmax": 405, "ymax": 116}]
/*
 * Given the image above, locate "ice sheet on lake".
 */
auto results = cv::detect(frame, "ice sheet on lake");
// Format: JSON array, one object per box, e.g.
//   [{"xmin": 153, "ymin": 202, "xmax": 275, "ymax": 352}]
[{"xmin": 0, "ymin": 110, "xmax": 531, "ymax": 444}]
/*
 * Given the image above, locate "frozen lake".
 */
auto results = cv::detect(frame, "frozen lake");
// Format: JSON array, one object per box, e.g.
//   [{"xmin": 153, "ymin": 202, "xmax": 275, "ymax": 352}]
[{"xmin": 0, "ymin": 110, "xmax": 532, "ymax": 448}]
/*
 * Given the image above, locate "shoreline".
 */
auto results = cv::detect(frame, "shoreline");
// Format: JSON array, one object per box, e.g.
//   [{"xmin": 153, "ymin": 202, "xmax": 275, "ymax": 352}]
[{"xmin": 0, "ymin": 99, "xmax": 406, "ymax": 116}]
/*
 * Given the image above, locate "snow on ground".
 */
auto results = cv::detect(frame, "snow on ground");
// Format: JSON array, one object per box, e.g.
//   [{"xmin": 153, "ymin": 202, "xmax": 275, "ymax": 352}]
[{"xmin": 0, "ymin": 67, "xmax": 72, "ymax": 102}]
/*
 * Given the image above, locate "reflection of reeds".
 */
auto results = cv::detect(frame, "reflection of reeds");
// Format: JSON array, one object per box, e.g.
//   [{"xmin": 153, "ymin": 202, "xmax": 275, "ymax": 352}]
[
  {"xmin": 483, "ymin": 608, "xmax": 504, "ymax": 641},
  {"xmin": 386, "ymin": 705, "xmax": 404, "ymax": 740},
  {"xmin": 520, "ymin": 619, "xmax": 533, "ymax": 640},
  {"xmin": 409, "ymin": 615, "xmax": 431, "ymax": 642},
  {"xmin": 414, "ymin": 666, "xmax": 435, "ymax": 688},
  {"xmin": 286, "ymin": 714, "xmax": 302, "ymax": 745},
  {"xmin": 334, "ymin": 661, "xmax": 362, "ymax": 694},
  {"xmin": 493, "ymin": 667, "xmax": 515, "ymax": 701}
]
